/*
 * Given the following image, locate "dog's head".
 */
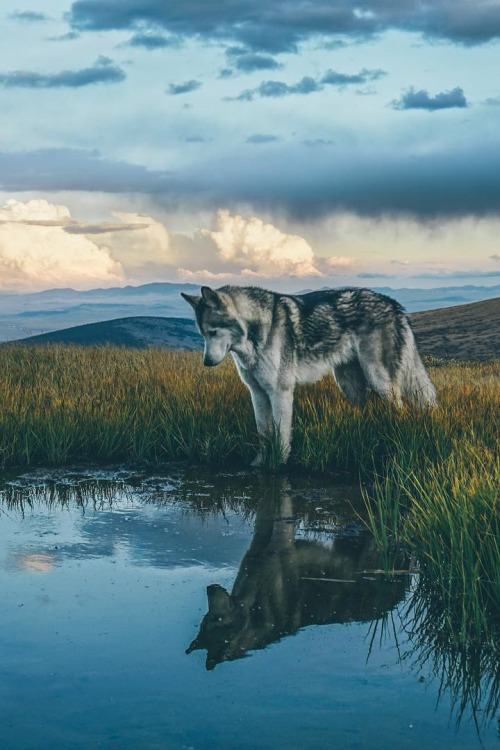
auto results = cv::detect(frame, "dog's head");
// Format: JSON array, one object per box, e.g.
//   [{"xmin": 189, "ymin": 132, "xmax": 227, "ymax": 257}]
[
  {"xmin": 185, "ymin": 584, "xmax": 247, "ymax": 670},
  {"xmin": 181, "ymin": 286, "xmax": 244, "ymax": 367}
]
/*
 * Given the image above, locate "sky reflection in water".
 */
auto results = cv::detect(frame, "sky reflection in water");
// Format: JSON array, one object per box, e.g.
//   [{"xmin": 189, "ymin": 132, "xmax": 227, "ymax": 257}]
[{"xmin": 0, "ymin": 467, "xmax": 497, "ymax": 749}]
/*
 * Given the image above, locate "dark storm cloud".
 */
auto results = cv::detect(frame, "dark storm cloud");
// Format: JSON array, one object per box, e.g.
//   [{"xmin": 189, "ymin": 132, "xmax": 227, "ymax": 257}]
[
  {"xmin": 0, "ymin": 56, "xmax": 125, "ymax": 88},
  {"xmin": 67, "ymin": 0, "xmax": 500, "ymax": 50},
  {"xmin": 9, "ymin": 10, "xmax": 48, "ymax": 22},
  {"xmin": 392, "ymin": 86, "xmax": 468, "ymax": 111},
  {"xmin": 0, "ymin": 149, "xmax": 174, "ymax": 193},
  {"xmin": 168, "ymin": 79, "xmax": 202, "ymax": 95},
  {"xmin": 125, "ymin": 32, "xmax": 180, "ymax": 49},
  {"xmin": 2, "ymin": 142, "xmax": 500, "ymax": 220},
  {"xmin": 226, "ymin": 47, "xmax": 282, "ymax": 72},
  {"xmin": 246, "ymin": 134, "xmax": 280, "ymax": 143}
]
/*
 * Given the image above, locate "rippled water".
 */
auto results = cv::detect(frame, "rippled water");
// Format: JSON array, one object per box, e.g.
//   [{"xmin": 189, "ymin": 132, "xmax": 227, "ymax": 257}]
[{"xmin": 0, "ymin": 467, "xmax": 497, "ymax": 749}]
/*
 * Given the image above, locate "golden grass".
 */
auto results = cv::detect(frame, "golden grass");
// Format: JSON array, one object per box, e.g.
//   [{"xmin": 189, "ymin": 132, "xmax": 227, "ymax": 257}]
[{"xmin": 0, "ymin": 344, "xmax": 498, "ymax": 472}]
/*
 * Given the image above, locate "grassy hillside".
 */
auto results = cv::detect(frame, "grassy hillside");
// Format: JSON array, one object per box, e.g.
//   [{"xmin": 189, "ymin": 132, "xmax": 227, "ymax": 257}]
[
  {"xmin": 412, "ymin": 296, "xmax": 500, "ymax": 361},
  {"xmin": 7, "ymin": 316, "xmax": 202, "ymax": 350}
]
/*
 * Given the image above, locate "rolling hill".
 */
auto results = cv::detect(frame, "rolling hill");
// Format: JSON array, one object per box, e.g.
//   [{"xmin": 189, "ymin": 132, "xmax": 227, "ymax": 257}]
[
  {"xmin": 5, "ymin": 296, "xmax": 499, "ymax": 361},
  {"xmin": 411, "ymin": 296, "xmax": 500, "ymax": 361},
  {"xmin": 10, "ymin": 316, "xmax": 202, "ymax": 350}
]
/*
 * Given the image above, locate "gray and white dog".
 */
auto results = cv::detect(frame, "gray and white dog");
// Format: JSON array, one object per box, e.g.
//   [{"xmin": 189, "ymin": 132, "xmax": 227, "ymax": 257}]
[{"xmin": 181, "ymin": 286, "xmax": 436, "ymax": 464}]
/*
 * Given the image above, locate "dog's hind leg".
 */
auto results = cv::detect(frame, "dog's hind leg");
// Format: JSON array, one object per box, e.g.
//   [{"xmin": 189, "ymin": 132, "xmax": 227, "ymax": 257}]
[
  {"xmin": 333, "ymin": 360, "xmax": 368, "ymax": 406},
  {"xmin": 359, "ymin": 357, "xmax": 403, "ymax": 407}
]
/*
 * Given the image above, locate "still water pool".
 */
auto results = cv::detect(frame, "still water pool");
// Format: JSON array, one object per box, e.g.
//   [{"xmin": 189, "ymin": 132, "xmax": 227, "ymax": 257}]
[{"xmin": 0, "ymin": 467, "xmax": 497, "ymax": 749}]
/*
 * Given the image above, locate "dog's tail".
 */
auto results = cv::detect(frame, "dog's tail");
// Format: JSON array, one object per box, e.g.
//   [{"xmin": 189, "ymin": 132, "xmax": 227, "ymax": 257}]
[{"xmin": 399, "ymin": 318, "xmax": 437, "ymax": 407}]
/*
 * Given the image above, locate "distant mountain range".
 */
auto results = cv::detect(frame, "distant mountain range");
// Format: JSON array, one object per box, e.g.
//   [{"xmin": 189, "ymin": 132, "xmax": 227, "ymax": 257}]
[
  {"xmin": 1, "ymin": 280, "xmax": 500, "ymax": 345},
  {"xmin": 7, "ymin": 297, "xmax": 499, "ymax": 361}
]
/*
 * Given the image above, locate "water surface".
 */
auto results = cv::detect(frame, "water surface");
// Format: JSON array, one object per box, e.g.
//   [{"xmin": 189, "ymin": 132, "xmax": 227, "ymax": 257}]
[{"xmin": 0, "ymin": 467, "xmax": 497, "ymax": 749}]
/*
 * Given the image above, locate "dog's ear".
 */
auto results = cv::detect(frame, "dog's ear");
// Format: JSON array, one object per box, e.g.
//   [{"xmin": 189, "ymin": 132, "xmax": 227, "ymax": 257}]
[
  {"xmin": 180, "ymin": 292, "xmax": 201, "ymax": 310},
  {"xmin": 201, "ymin": 286, "xmax": 222, "ymax": 309}
]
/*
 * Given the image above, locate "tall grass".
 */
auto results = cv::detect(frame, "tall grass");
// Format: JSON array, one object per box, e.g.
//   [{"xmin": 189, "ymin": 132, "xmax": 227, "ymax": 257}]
[{"xmin": 0, "ymin": 344, "xmax": 497, "ymax": 474}]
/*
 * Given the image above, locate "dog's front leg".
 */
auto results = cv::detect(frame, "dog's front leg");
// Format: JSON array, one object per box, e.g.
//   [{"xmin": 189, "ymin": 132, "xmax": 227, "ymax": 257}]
[
  {"xmin": 270, "ymin": 387, "xmax": 294, "ymax": 462},
  {"xmin": 248, "ymin": 384, "xmax": 273, "ymax": 466}
]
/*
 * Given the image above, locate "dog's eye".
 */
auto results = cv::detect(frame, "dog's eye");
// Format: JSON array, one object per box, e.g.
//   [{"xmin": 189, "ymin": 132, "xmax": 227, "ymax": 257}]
[{"xmin": 207, "ymin": 330, "xmax": 217, "ymax": 338}]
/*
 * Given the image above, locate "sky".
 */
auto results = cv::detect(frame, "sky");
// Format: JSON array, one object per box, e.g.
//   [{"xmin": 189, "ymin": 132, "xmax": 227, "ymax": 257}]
[{"xmin": 0, "ymin": 0, "xmax": 500, "ymax": 292}]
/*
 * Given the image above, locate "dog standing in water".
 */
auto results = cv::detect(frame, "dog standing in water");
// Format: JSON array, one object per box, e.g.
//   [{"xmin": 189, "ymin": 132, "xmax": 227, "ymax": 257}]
[{"xmin": 182, "ymin": 285, "xmax": 436, "ymax": 464}]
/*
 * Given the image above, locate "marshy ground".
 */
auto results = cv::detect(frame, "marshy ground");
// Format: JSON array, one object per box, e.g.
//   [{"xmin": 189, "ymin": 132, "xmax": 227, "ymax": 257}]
[{"xmin": 0, "ymin": 345, "xmax": 498, "ymax": 746}]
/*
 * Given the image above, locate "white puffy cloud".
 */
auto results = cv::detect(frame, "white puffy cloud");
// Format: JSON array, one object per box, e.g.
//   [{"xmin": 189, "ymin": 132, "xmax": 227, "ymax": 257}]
[
  {"xmin": 0, "ymin": 199, "xmax": 123, "ymax": 290},
  {"xmin": 324, "ymin": 255, "xmax": 356, "ymax": 268},
  {"xmin": 108, "ymin": 211, "xmax": 174, "ymax": 267},
  {"xmin": 201, "ymin": 209, "xmax": 322, "ymax": 277}
]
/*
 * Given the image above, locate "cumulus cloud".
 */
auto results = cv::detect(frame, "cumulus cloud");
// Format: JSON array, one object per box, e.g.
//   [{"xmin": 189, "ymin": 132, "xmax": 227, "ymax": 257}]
[
  {"xmin": 106, "ymin": 212, "xmax": 174, "ymax": 267},
  {"xmin": 0, "ymin": 56, "xmax": 125, "ymax": 89},
  {"xmin": 168, "ymin": 79, "xmax": 202, "ymax": 95},
  {"xmin": 200, "ymin": 210, "xmax": 322, "ymax": 277},
  {"xmin": 392, "ymin": 86, "xmax": 468, "ymax": 111},
  {"xmin": 67, "ymin": 0, "xmax": 500, "ymax": 49},
  {"xmin": 0, "ymin": 199, "xmax": 123, "ymax": 290}
]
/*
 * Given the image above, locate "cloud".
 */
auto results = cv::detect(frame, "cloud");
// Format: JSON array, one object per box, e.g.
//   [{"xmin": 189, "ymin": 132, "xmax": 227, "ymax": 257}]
[
  {"xmin": 302, "ymin": 139, "xmax": 334, "ymax": 147},
  {"xmin": 324, "ymin": 256, "xmax": 356, "ymax": 268},
  {"xmin": 201, "ymin": 209, "xmax": 322, "ymax": 277},
  {"xmin": 231, "ymin": 69, "xmax": 384, "ymax": 101},
  {"xmin": 0, "ymin": 56, "xmax": 125, "ymax": 89},
  {"xmin": 0, "ymin": 148, "xmax": 174, "ymax": 193},
  {"xmin": 168, "ymin": 79, "xmax": 202, "ymax": 95},
  {"xmin": 125, "ymin": 32, "xmax": 180, "ymax": 49},
  {"xmin": 390, "ymin": 259, "xmax": 411, "ymax": 266},
  {"xmin": 226, "ymin": 47, "xmax": 282, "ymax": 72},
  {"xmin": 184, "ymin": 135, "xmax": 207, "ymax": 143},
  {"xmin": 246, "ymin": 134, "xmax": 280, "ymax": 144},
  {"xmin": 484, "ymin": 96, "xmax": 500, "ymax": 106},
  {"xmin": 491, "ymin": 253, "xmax": 500, "ymax": 260},
  {"xmin": 321, "ymin": 68, "xmax": 386, "ymax": 86},
  {"xmin": 177, "ymin": 268, "xmax": 233, "ymax": 281},
  {"xmin": 48, "ymin": 31, "xmax": 80, "ymax": 41},
  {"xmin": 392, "ymin": 86, "xmax": 468, "ymax": 111},
  {"xmin": 231, "ymin": 76, "xmax": 322, "ymax": 101},
  {"xmin": 3, "ymin": 143, "xmax": 500, "ymax": 221},
  {"xmin": 9, "ymin": 10, "xmax": 48, "ymax": 22},
  {"xmin": 67, "ymin": 0, "xmax": 500, "ymax": 49},
  {"xmin": 0, "ymin": 199, "xmax": 123, "ymax": 290},
  {"xmin": 357, "ymin": 272, "xmax": 394, "ymax": 278}
]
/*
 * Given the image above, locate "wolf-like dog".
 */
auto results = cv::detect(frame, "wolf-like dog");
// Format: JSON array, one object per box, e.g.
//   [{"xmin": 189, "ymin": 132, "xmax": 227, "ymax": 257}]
[{"xmin": 181, "ymin": 285, "xmax": 436, "ymax": 464}]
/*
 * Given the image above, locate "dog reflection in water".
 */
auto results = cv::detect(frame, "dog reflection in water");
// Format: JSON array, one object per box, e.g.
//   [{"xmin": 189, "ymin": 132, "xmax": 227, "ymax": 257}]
[{"xmin": 186, "ymin": 480, "xmax": 407, "ymax": 670}]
